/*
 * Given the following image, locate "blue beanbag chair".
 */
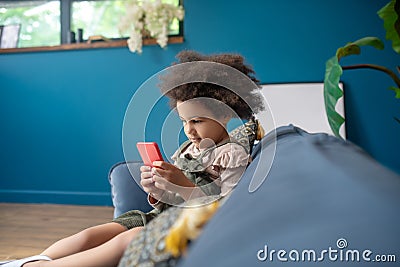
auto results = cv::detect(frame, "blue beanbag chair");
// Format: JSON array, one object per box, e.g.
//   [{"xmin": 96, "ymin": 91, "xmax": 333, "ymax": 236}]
[
  {"xmin": 178, "ymin": 125, "xmax": 400, "ymax": 266},
  {"xmin": 109, "ymin": 161, "xmax": 152, "ymax": 218}
]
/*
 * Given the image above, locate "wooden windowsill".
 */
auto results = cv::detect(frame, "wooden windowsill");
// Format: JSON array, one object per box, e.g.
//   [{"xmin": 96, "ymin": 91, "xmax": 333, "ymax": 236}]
[{"xmin": 0, "ymin": 36, "xmax": 184, "ymax": 54}]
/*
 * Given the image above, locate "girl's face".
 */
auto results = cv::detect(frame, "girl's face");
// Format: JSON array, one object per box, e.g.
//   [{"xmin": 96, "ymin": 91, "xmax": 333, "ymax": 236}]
[{"xmin": 176, "ymin": 100, "xmax": 230, "ymax": 148}]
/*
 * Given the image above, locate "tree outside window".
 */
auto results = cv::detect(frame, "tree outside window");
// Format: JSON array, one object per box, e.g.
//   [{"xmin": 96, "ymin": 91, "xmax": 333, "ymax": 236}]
[{"xmin": 0, "ymin": 0, "xmax": 182, "ymax": 48}]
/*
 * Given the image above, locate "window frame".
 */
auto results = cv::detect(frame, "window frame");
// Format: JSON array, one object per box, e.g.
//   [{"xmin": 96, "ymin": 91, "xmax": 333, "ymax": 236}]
[{"xmin": 0, "ymin": 0, "xmax": 184, "ymax": 53}]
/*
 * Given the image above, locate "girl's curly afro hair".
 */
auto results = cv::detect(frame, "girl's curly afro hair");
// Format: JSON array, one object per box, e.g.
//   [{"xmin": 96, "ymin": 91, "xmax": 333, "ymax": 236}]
[{"xmin": 159, "ymin": 50, "xmax": 265, "ymax": 120}]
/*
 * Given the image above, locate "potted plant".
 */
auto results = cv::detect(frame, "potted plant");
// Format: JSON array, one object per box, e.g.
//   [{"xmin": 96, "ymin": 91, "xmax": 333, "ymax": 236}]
[{"xmin": 324, "ymin": 0, "xmax": 400, "ymax": 138}]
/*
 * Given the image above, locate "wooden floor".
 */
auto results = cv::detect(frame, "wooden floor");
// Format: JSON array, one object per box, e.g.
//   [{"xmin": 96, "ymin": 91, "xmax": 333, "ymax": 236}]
[{"xmin": 0, "ymin": 203, "xmax": 114, "ymax": 261}]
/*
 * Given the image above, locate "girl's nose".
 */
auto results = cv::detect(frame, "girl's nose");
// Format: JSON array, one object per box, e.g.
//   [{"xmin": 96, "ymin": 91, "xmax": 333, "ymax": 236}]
[{"xmin": 185, "ymin": 122, "xmax": 195, "ymax": 135}]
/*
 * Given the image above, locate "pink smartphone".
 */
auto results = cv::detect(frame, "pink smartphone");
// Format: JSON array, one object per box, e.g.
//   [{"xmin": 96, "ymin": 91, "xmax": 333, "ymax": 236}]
[{"xmin": 136, "ymin": 142, "xmax": 164, "ymax": 167}]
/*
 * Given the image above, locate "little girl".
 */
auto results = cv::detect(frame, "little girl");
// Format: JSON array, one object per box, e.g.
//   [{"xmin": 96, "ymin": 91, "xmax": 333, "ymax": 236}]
[{"xmin": 1, "ymin": 50, "xmax": 265, "ymax": 267}]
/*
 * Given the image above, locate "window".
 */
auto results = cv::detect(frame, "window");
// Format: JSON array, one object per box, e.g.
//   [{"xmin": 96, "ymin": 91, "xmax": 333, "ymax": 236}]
[
  {"xmin": 0, "ymin": 0, "xmax": 183, "ymax": 48},
  {"xmin": 71, "ymin": 1, "xmax": 129, "ymax": 41},
  {"xmin": 0, "ymin": 1, "xmax": 60, "ymax": 47},
  {"xmin": 71, "ymin": 0, "xmax": 180, "ymax": 40}
]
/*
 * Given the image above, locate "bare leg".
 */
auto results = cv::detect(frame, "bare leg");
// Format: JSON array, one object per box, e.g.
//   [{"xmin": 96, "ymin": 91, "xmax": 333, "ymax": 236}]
[
  {"xmin": 42, "ymin": 222, "xmax": 126, "ymax": 260},
  {"xmin": 24, "ymin": 227, "xmax": 143, "ymax": 267}
]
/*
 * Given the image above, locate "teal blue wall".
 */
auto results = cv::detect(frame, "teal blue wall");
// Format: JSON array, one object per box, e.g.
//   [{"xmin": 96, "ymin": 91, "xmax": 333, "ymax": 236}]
[{"xmin": 1, "ymin": 0, "xmax": 399, "ymax": 205}]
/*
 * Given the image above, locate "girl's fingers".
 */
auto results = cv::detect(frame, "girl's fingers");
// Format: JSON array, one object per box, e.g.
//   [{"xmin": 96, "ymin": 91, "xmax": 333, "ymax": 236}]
[
  {"xmin": 151, "ymin": 163, "xmax": 178, "ymax": 175},
  {"xmin": 153, "ymin": 182, "xmax": 164, "ymax": 191},
  {"xmin": 152, "ymin": 175, "xmax": 166, "ymax": 190},
  {"xmin": 141, "ymin": 173, "xmax": 151, "ymax": 180},
  {"xmin": 151, "ymin": 161, "xmax": 164, "ymax": 168},
  {"xmin": 153, "ymin": 175, "xmax": 181, "ymax": 191},
  {"xmin": 140, "ymin": 165, "xmax": 151, "ymax": 172},
  {"xmin": 141, "ymin": 177, "xmax": 154, "ymax": 186},
  {"xmin": 141, "ymin": 170, "xmax": 153, "ymax": 179},
  {"xmin": 151, "ymin": 167, "xmax": 166, "ymax": 176},
  {"xmin": 152, "ymin": 161, "xmax": 174, "ymax": 170},
  {"xmin": 141, "ymin": 179, "xmax": 160, "ymax": 195}
]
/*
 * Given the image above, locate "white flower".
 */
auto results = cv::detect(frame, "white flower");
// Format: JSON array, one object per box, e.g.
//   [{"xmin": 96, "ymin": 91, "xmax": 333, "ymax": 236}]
[
  {"xmin": 119, "ymin": 0, "xmax": 184, "ymax": 54},
  {"xmin": 127, "ymin": 29, "xmax": 143, "ymax": 53}
]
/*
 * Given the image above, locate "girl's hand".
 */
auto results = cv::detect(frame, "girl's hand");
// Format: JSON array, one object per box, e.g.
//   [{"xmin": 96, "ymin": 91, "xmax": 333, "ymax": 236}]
[
  {"xmin": 140, "ymin": 165, "xmax": 164, "ymax": 200},
  {"xmin": 151, "ymin": 161, "xmax": 196, "ymax": 200}
]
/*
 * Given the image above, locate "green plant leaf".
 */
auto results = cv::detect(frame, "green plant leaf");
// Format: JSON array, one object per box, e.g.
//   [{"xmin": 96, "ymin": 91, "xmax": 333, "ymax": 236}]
[
  {"xmin": 378, "ymin": 0, "xmax": 400, "ymax": 54},
  {"xmin": 336, "ymin": 37, "xmax": 384, "ymax": 60},
  {"xmin": 389, "ymin": 86, "xmax": 400, "ymax": 98},
  {"xmin": 353, "ymin": 36, "xmax": 385, "ymax": 49},
  {"xmin": 336, "ymin": 44, "xmax": 360, "ymax": 60},
  {"xmin": 324, "ymin": 56, "xmax": 345, "ymax": 138}
]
